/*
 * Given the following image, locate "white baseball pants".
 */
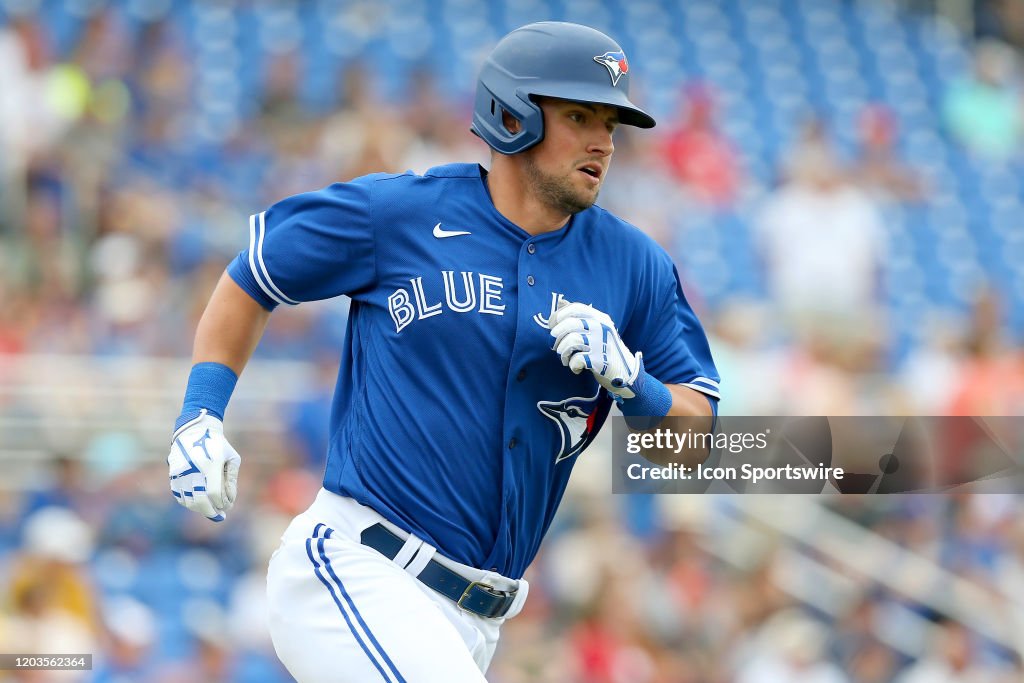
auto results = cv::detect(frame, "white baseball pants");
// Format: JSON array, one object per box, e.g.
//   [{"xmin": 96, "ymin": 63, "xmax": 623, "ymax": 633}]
[{"xmin": 266, "ymin": 489, "xmax": 528, "ymax": 682}]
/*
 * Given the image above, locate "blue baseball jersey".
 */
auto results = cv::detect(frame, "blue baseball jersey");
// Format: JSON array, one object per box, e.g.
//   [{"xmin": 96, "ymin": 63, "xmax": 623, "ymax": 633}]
[{"xmin": 228, "ymin": 163, "xmax": 720, "ymax": 578}]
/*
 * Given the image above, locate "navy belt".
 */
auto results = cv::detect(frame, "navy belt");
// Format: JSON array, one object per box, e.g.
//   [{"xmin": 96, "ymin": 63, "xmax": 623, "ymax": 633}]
[{"xmin": 359, "ymin": 523, "xmax": 517, "ymax": 619}]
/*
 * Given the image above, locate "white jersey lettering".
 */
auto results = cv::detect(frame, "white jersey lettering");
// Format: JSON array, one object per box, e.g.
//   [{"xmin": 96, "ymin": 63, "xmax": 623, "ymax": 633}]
[
  {"xmin": 533, "ymin": 291, "xmax": 569, "ymax": 329},
  {"xmin": 388, "ymin": 288, "xmax": 415, "ymax": 333},
  {"xmin": 478, "ymin": 274, "xmax": 506, "ymax": 315},
  {"xmin": 442, "ymin": 271, "xmax": 477, "ymax": 312},
  {"xmin": 387, "ymin": 271, "xmax": 505, "ymax": 332},
  {"xmin": 411, "ymin": 276, "xmax": 443, "ymax": 320}
]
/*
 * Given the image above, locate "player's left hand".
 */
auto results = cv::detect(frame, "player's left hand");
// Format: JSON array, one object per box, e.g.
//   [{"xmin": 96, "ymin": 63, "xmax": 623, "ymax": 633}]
[{"xmin": 549, "ymin": 302, "xmax": 642, "ymax": 401}]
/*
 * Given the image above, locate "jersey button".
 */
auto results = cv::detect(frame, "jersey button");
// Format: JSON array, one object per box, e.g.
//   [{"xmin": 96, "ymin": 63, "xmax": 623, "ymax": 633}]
[
  {"xmin": 527, "ymin": 275, "xmax": 535, "ymax": 286},
  {"xmin": 516, "ymin": 369, "xmax": 527, "ymax": 382},
  {"xmin": 527, "ymin": 243, "xmax": 536, "ymax": 255},
  {"xmin": 508, "ymin": 438, "xmax": 517, "ymax": 449}
]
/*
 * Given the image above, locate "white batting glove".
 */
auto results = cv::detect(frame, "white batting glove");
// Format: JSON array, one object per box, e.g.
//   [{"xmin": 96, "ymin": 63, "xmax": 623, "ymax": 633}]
[
  {"xmin": 549, "ymin": 302, "xmax": 643, "ymax": 401},
  {"xmin": 168, "ymin": 409, "xmax": 240, "ymax": 522}
]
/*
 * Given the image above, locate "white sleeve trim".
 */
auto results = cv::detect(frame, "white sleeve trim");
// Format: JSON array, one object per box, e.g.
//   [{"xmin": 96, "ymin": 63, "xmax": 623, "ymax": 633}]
[
  {"xmin": 681, "ymin": 380, "xmax": 721, "ymax": 400},
  {"xmin": 248, "ymin": 212, "xmax": 300, "ymax": 306}
]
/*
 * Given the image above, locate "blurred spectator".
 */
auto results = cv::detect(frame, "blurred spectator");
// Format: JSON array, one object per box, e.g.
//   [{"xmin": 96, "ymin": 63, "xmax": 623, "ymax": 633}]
[
  {"xmin": 97, "ymin": 460, "xmax": 203, "ymax": 558},
  {"xmin": 894, "ymin": 618, "xmax": 1003, "ymax": 682},
  {"xmin": 3, "ymin": 186, "xmax": 84, "ymax": 354},
  {"xmin": 661, "ymin": 84, "xmax": 741, "ymax": 208},
  {"xmin": 754, "ymin": 118, "xmax": 887, "ymax": 363},
  {"xmin": 317, "ymin": 62, "xmax": 408, "ymax": 182},
  {"xmin": 568, "ymin": 593, "xmax": 653, "ymax": 683},
  {"xmin": 598, "ymin": 129, "xmax": 685, "ymax": 247},
  {"xmin": 735, "ymin": 609, "xmax": 849, "ymax": 683},
  {"xmin": 703, "ymin": 301, "xmax": 787, "ymax": 415},
  {"xmin": 943, "ymin": 39, "xmax": 1023, "ymax": 161},
  {"xmin": 400, "ymin": 69, "xmax": 486, "ymax": 174},
  {"xmin": 3, "ymin": 508, "xmax": 98, "ymax": 662},
  {"xmin": 0, "ymin": 16, "xmax": 78, "ymax": 196},
  {"xmin": 897, "ymin": 315, "xmax": 967, "ymax": 414},
  {"xmin": 845, "ymin": 639, "xmax": 900, "ymax": 683},
  {"xmin": 975, "ymin": 0, "xmax": 1024, "ymax": 51},
  {"xmin": 153, "ymin": 601, "xmax": 239, "ymax": 683},
  {"xmin": 831, "ymin": 597, "xmax": 892, "ymax": 667},
  {"xmin": 780, "ymin": 116, "xmax": 833, "ymax": 184},
  {"xmin": 852, "ymin": 104, "xmax": 925, "ymax": 204},
  {"xmin": 19, "ymin": 454, "xmax": 93, "ymax": 521},
  {"xmin": 91, "ymin": 596, "xmax": 159, "ymax": 682},
  {"xmin": 946, "ymin": 290, "xmax": 1024, "ymax": 415}
]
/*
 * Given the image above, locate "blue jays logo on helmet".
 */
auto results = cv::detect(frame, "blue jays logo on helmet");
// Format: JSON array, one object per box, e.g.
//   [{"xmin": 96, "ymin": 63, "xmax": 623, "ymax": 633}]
[
  {"xmin": 593, "ymin": 50, "xmax": 629, "ymax": 86},
  {"xmin": 537, "ymin": 390, "xmax": 609, "ymax": 463}
]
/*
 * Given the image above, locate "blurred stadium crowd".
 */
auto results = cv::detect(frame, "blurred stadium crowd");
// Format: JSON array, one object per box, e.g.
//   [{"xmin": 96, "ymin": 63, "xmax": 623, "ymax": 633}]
[{"xmin": 1, "ymin": 0, "xmax": 1024, "ymax": 680}]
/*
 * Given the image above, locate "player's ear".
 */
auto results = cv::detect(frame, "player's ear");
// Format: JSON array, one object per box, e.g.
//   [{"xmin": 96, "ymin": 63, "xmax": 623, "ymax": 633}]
[{"xmin": 501, "ymin": 108, "xmax": 522, "ymax": 134}]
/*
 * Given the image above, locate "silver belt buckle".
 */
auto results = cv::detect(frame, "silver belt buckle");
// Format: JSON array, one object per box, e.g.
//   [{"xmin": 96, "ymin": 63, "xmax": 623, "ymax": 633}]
[{"xmin": 457, "ymin": 580, "xmax": 508, "ymax": 612}]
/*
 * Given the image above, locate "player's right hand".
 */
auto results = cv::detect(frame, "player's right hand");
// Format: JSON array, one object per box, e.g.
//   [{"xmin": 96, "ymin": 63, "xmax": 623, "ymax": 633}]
[
  {"xmin": 549, "ymin": 301, "xmax": 643, "ymax": 402},
  {"xmin": 167, "ymin": 409, "xmax": 241, "ymax": 522}
]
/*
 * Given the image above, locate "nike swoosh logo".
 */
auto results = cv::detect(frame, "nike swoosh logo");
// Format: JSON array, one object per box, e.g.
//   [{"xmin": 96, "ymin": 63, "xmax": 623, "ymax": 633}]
[{"xmin": 433, "ymin": 223, "xmax": 471, "ymax": 238}]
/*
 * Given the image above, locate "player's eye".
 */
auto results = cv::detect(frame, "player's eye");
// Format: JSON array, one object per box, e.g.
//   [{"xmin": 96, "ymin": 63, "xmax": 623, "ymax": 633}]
[{"xmin": 568, "ymin": 111, "xmax": 585, "ymax": 124}]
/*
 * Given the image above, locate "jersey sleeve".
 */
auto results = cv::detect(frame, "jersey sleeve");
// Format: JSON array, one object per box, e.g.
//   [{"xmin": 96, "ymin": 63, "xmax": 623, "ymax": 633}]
[
  {"xmin": 624, "ymin": 251, "xmax": 721, "ymax": 403},
  {"xmin": 227, "ymin": 177, "xmax": 377, "ymax": 310}
]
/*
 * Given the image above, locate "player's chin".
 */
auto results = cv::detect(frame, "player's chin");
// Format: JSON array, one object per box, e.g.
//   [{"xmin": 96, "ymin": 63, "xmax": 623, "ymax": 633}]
[
  {"xmin": 563, "ymin": 190, "xmax": 597, "ymax": 214},
  {"xmin": 572, "ymin": 177, "xmax": 601, "ymax": 203}
]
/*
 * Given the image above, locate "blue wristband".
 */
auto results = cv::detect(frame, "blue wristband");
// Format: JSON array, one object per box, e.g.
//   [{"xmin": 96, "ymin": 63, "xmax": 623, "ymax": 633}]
[
  {"xmin": 619, "ymin": 368, "xmax": 672, "ymax": 430},
  {"xmin": 175, "ymin": 362, "xmax": 238, "ymax": 431}
]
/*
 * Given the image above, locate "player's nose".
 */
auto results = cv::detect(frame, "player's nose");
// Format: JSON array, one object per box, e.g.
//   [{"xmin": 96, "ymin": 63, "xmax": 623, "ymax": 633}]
[{"xmin": 587, "ymin": 131, "xmax": 613, "ymax": 159}]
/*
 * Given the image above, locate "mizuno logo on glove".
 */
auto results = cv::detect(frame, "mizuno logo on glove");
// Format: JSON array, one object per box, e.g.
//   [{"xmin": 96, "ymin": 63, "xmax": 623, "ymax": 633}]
[{"xmin": 167, "ymin": 409, "xmax": 241, "ymax": 522}]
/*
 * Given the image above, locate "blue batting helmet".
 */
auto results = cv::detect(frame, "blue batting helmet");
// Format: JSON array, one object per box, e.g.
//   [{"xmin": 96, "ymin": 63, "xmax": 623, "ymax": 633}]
[{"xmin": 471, "ymin": 22, "xmax": 656, "ymax": 155}]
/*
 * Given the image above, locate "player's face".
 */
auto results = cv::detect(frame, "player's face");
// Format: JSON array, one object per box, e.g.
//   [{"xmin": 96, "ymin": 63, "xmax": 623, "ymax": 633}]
[{"xmin": 523, "ymin": 98, "xmax": 618, "ymax": 215}]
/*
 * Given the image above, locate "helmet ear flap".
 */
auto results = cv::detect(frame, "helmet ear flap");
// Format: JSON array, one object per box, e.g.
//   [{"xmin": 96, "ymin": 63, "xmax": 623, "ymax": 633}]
[{"xmin": 470, "ymin": 85, "xmax": 544, "ymax": 154}]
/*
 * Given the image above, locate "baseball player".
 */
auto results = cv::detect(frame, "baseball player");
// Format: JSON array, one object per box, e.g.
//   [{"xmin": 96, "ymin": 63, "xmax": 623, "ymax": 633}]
[{"xmin": 167, "ymin": 22, "xmax": 719, "ymax": 682}]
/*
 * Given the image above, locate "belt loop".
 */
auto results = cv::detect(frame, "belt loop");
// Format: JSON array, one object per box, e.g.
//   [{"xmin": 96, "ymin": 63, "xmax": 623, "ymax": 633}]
[
  {"xmin": 403, "ymin": 541, "xmax": 437, "ymax": 579},
  {"xmin": 504, "ymin": 577, "xmax": 529, "ymax": 619},
  {"xmin": 390, "ymin": 534, "xmax": 423, "ymax": 570}
]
